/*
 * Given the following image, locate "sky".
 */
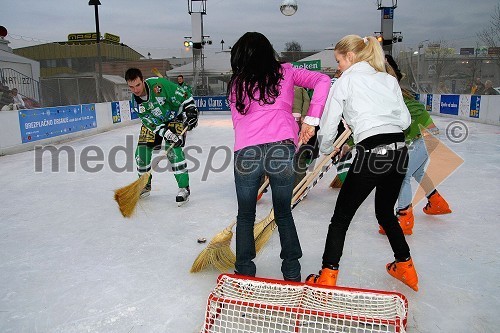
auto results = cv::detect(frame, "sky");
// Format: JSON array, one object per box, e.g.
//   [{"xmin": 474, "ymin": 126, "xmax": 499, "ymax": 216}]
[{"xmin": 1, "ymin": 0, "xmax": 499, "ymax": 59}]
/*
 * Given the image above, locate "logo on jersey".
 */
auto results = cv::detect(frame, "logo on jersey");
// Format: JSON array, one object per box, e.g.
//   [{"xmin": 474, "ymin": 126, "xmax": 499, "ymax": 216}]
[
  {"xmin": 155, "ymin": 96, "xmax": 166, "ymax": 106},
  {"xmin": 139, "ymin": 104, "xmax": 146, "ymax": 113},
  {"xmin": 151, "ymin": 107, "xmax": 163, "ymax": 118},
  {"xmin": 153, "ymin": 84, "xmax": 162, "ymax": 95}
]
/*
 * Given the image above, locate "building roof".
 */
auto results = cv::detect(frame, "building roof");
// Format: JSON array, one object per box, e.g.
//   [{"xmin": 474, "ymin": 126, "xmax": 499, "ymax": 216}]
[
  {"xmin": 13, "ymin": 41, "xmax": 143, "ymax": 61},
  {"xmin": 166, "ymin": 50, "xmax": 231, "ymax": 77},
  {"xmin": 298, "ymin": 47, "xmax": 336, "ymax": 73}
]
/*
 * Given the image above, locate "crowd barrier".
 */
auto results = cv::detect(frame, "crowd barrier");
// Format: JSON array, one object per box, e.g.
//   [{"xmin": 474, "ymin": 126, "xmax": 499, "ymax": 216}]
[{"xmin": 0, "ymin": 94, "xmax": 498, "ymax": 155}]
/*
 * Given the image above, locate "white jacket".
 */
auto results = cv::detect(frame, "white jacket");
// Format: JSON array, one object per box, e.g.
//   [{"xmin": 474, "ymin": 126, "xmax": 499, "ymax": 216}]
[{"xmin": 319, "ymin": 61, "xmax": 410, "ymax": 154}]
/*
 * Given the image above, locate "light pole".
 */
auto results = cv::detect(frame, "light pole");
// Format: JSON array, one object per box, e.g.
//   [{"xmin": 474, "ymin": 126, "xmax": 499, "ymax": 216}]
[
  {"xmin": 89, "ymin": 0, "xmax": 103, "ymax": 102},
  {"xmin": 416, "ymin": 39, "xmax": 429, "ymax": 92},
  {"xmin": 220, "ymin": 39, "xmax": 224, "ymax": 51}
]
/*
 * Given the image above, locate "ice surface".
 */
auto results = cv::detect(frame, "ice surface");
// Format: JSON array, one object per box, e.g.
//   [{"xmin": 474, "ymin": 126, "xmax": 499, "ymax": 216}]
[{"xmin": 0, "ymin": 114, "xmax": 498, "ymax": 332}]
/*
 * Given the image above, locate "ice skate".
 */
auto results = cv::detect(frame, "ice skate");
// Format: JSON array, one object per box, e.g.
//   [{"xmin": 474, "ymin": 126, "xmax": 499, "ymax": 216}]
[
  {"xmin": 379, "ymin": 205, "xmax": 414, "ymax": 235},
  {"xmin": 386, "ymin": 258, "xmax": 419, "ymax": 291},
  {"xmin": 305, "ymin": 266, "xmax": 339, "ymax": 287},
  {"xmin": 423, "ymin": 190, "xmax": 451, "ymax": 215},
  {"xmin": 140, "ymin": 183, "xmax": 151, "ymax": 198},
  {"xmin": 176, "ymin": 187, "xmax": 190, "ymax": 207}
]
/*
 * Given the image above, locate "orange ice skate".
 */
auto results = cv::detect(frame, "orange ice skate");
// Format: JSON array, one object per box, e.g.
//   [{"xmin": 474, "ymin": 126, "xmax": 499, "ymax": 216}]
[
  {"xmin": 379, "ymin": 205, "xmax": 414, "ymax": 235},
  {"xmin": 423, "ymin": 190, "xmax": 451, "ymax": 215},
  {"xmin": 386, "ymin": 258, "xmax": 419, "ymax": 291},
  {"xmin": 306, "ymin": 267, "xmax": 339, "ymax": 287}
]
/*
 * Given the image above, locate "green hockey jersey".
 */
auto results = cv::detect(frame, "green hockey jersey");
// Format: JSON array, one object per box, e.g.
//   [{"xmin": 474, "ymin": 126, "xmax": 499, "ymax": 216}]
[{"xmin": 131, "ymin": 77, "xmax": 194, "ymax": 134}]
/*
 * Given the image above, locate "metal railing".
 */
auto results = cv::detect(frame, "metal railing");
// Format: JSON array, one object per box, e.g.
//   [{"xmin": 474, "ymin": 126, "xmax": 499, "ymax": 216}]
[{"xmin": 0, "ymin": 68, "xmax": 40, "ymax": 102}]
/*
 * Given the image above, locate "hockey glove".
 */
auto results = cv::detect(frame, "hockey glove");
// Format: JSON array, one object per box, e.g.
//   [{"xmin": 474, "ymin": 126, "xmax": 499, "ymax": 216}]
[
  {"xmin": 183, "ymin": 99, "xmax": 199, "ymax": 130},
  {"xmin": 167, "ymin": 120, "xmax": 185, "ymax": 135},
  {"xmin": 160, "ymin": 128, "xmax": 183, "ymax": 148}
]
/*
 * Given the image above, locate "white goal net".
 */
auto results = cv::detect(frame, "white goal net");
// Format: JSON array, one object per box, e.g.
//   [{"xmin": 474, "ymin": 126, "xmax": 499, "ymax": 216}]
[{"xmin": 200, "ymin": 274, "xmax": 408, "ymax": 333}]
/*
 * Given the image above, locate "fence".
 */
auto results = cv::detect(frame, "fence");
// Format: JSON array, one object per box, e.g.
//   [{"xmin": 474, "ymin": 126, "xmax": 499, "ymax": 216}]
[{"xmin": 0, "ymin": 67, "xmax": 40, "ymax": 107}]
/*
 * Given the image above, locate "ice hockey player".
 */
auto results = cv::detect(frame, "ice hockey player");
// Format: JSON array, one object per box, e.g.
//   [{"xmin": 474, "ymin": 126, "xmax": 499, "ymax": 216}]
[{"xmin": 125, "ymin": 68, "xmax": 199, "ymax": 206}]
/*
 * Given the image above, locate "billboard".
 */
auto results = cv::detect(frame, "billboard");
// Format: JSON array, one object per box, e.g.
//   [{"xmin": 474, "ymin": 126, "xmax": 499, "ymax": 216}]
[
  {"xmin": 440, "ymin": 95, "xmax": 460, "ymax": 115},
  {"xmin": 18, "ymin": 104, "xmax": 97, "ymax": 143},
  {"xmin": 194, "ymin": 96, "xmax": 230, "ymax": 112},
  {"xmin": 291, "ymin": 60, "xmax": 321, "ymax": 71}
]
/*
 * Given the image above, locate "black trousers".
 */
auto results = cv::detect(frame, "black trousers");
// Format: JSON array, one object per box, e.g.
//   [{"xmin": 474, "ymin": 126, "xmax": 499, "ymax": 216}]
[{"xmin": 322, "ymin": 135, "xmax": 410, "ymax": 267}]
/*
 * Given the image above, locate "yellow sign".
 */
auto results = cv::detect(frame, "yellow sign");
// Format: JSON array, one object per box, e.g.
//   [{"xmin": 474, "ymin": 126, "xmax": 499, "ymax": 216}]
[
  {"xmin": 68, "ymin": 32, "xmax": 100, "ymax": 42},
  {"xmin": 67, "ymin": 32, "xmax": 120, "ymax": 43},
  {"xmin": 104, "ymin": 33, "xmax": 120, "ymax": 43}
]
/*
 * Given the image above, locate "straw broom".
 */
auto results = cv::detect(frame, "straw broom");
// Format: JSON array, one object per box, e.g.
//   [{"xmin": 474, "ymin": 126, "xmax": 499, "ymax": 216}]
[
  {"xmin": 114, "ymin": 126, "xmax": 190, "ymax": 217},
  {"xmin": 191, "ymin": 129, "xmax": 351, "ymax": 272},
  {"xmin": 190, "ymin": 164, "xmax": 325, "ymax": 273},
  {"xmin": 252, "ymin": 160, "xmax": 324, "ymax": 252},
  {"xmin": 190, "ymin": 130, "xmax": 351, "ymax": 272},
  {"xmin": 190, "ymin": 177, "xmax": 270, "ymax": 273},
  {"xmin": 254, "ymin": 154, "xmax": 334, "ymax": 252},
  {"xmin": 151, "ymin": 67, "xmax": 163, "ymax": 77},
  {"xmin": 330, "ymin": 175, "xmax": 343, "ymax": 188}
]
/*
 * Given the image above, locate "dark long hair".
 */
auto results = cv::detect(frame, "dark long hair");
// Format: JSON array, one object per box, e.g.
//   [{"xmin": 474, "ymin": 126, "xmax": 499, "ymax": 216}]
[{"xmin": 227, "ymin": 32, "xmax": 283, "ymax": 115}]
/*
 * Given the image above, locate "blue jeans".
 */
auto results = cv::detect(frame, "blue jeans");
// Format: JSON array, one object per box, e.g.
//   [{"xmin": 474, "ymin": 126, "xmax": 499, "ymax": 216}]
[
  {"xmin": 234, "ymin": 141, "xmax": 302, "ymax": 281},
  {"xmin": 397, "ymin": 137, "xmax": 428, "ymax": 210}
]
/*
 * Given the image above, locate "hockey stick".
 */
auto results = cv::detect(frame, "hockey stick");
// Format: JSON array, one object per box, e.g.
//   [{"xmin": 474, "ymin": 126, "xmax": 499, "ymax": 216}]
[
  {"xmin": 190, "ymin": 177, "xmax": 271, "ymax": 273},
  {"xmin": 151, "ymin": 67, "xmax": 163, "ymax": 78},
  {"xmin": 253, "ymin": 129, "xmax": 352, "ymax": 252}
]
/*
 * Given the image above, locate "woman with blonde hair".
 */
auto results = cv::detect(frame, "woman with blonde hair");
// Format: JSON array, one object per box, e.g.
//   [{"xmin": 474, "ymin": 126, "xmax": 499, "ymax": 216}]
[{"xmin": 306, "ymin": 35, "xmax": 418, "ymax": 291}]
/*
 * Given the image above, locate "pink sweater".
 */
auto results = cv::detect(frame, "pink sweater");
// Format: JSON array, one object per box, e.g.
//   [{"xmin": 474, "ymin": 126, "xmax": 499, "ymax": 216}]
[{"xmin": 230, "ymin": 63, "xmax": 331, "ymax": 151}]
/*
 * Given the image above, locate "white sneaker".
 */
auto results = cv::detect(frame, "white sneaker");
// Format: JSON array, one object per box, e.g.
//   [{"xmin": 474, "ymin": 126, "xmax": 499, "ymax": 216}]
[{"xmin": 176, "ymin": 187, "xmax": 190, "ymax": 206}]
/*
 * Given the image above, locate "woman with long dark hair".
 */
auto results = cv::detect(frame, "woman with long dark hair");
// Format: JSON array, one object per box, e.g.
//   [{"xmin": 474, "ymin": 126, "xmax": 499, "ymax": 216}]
[{"xmin": 228, "ymin": 32, "xmax": 330, "ymax": 281}]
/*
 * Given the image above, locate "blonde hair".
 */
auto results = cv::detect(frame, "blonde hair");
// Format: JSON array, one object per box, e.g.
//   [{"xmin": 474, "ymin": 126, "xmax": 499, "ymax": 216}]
[{"xmin": 334, "ymin": 35, "xmax": 386, "ymax": 72}]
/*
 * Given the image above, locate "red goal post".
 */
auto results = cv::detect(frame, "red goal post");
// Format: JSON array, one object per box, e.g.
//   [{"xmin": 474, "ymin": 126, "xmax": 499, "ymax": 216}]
[{"xmin": 201, "ymin": 274, "xmax": 408, "ymax": 333}]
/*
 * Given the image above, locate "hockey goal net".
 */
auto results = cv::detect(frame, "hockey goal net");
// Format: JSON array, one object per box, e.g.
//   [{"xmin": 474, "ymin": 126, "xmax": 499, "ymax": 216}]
[{"xmin": 201, "ymin": 274, "xmax": 408, "ymax": 333}]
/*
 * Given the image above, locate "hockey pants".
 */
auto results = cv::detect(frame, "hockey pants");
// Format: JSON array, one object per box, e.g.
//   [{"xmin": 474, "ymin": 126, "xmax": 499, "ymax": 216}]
[{"xmin": 135, "ymin": 125, "xmax": 189, "ymax": 188}]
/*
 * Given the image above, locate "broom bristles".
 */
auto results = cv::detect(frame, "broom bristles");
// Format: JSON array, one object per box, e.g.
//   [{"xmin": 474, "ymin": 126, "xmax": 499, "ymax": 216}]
[
  {"xmin": 190, "ymin": 178, "xmax": 271, "ymax": 273},
  {"xmin": 114, "ymin": 172, "xmax": 151, "ymax": 217},
  {"xmin": 251, "ymin": 129, "xmax": 352, "ymax": 252},
  {"xmin": 330, "ymin": 175, "xmax": 343, "ymax": 188},
  {"xmin": 255, "ymin": 219, "xmax": 277, "ymax": 253},
  {"xmin": 190, "ymin": 225, "xmax": 236, "ymax": 273}
]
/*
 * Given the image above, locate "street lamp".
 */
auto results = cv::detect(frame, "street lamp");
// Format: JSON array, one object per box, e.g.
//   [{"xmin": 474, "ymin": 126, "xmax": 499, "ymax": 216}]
[
  {"xmin": 89, "ymin": 0, "xmax": 103, "ymax": 102},
  {"xmin": 415, "ymin": 39, "xmax": 429, "ymax": 92}
]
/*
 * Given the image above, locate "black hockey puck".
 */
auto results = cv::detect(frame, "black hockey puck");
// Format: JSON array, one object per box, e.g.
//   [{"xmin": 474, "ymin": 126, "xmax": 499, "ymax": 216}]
[{"xmin": 197, "ymin": 238, "xmax": 207, "ymax": 243}]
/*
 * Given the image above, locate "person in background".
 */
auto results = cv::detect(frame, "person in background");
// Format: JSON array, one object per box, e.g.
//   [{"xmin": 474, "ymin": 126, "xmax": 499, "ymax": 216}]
[
  {"xmin": 0, "ymin": 84, "xmax": 14, "ymax": 111},
  {"xmin": 471, "ymin": 77, "xmax": 485, "ymax": 95},
  {"xmin": 306, "ymin": 35, "xmax": 418, "ymax": 291},
  {"xmin": 228, "ymin": 31, "xmax": 330, "ymax": 282},
  {"xmin": 381, "ymin": 54, "xmax": 452, "ymax": 236},
  {"xmin": 437, "ymin": 81, "xmax": 449, "ymax": 94},
  {"xmin": 176, "ymin": 74, "xmax": 192, "ymax": 98},
  {"xmin": 125, "ymin": 68, "xmax": 199, "ymax": 206},
  {"xmin": 11, "ymin": 88, "xmax": 26, "ymax": 109},
  {"xmin": 292, "ymin": 86, "xmax": 315, "ymax": 188},
  {"xmin": 483, "ymin": 80, "xmax": 499, "ymax": 95}
]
